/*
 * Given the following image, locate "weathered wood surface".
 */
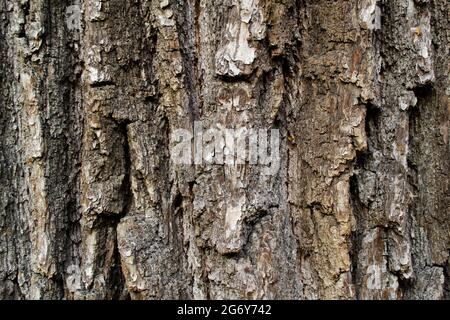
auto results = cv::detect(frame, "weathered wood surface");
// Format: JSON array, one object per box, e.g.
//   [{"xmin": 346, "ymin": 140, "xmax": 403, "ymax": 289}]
[{"xmin": 0, "ymin": 0, "xmax": 448, "ymax": 299}]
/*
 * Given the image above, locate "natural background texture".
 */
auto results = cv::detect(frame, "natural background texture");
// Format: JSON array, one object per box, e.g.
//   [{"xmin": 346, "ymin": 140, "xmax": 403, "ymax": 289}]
[{"xmin": 0, "ymin": 0, "xmax": 449, "ymax": 300}]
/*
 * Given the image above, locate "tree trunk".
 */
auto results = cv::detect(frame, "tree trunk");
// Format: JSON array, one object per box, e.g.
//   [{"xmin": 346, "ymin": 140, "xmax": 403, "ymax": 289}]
[{"xmin": 0, "ymin": 0, "xmax": 448, "ymax": 300}]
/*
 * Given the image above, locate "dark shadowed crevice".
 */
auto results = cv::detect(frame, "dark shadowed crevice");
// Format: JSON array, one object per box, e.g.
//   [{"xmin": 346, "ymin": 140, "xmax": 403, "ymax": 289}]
[
  {"xmin": 111, "ymin": 123, "xmax": 133, "ymax": 299},
  {"xmin": 174, "ymin": 0, "xmax": 202, "ymax": 122},
  {"xmin": 349, "ymin": 173, "xmax": 362, "ymax": 299},
  {"xmin": 118, "ymin": 123, "xmax": 133, "ymax": 219},
  {"xmin": 170, "ymin": 192, "xmax": 184, "ymax": 245},
  {"xmin": 90, "ymin": 81, "xmax": 116, "ymax": 88},
  {"xmin": 165, "ymin": 4, "xmax": 199, "ymax": 296},
  {"xmin": 110, "ymin": 230, "xmax": 129, "ymax": 300},
  {"xmin": 91, "ymin": 215, "xmax": 129, "ymax": 299},
  {"xmin": 349, "ymin": 102, "xmax": 382, "ymax": 299}
]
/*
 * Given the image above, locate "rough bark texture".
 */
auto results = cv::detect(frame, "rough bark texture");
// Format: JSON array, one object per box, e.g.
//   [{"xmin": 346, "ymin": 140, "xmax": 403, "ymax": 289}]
[{"xmin": 0, "ymin": 0, "xmax": 448, "ymax": 300}]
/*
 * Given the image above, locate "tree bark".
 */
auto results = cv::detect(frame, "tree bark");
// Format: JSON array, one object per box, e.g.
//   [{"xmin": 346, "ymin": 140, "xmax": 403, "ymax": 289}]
[{"xmin": 0, "ymin": 0, "xmax": 448, "ymax": 299}]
